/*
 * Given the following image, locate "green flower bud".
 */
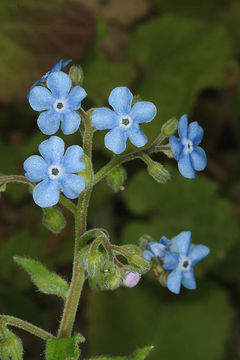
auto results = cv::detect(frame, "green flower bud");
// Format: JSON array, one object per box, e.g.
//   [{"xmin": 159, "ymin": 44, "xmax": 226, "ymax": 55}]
[
  {"xmin": 89, "ymin": 261, "xmax": 121, "ymax": 291},
  {"xmin": 78, "ymin": 154, "xmax": 93, "ymax": 187},
  {"xmin": 161, "ymin": 117, "xmax": 178, "ymax": 137},
  {"xmin": 42, "ymin": 207, "xmax": 66, "ymax": 234},
  {"xmin": 161, "ymin": 148, "xmax": 174, "ymax": 159},
  {"xmin": 86, "ymin": 250, "xmax": 105, "ymax": 278},
  {"xmin": 104, "ymin": 267, "xmax": 121, "ymax": 290},
  {"xmin": 122, "ymin": 245, "xmax": 150, "ymax": 274},
  {"xmin": 0, "ymin": 330, "xmax": 23, "ymax": 360},
  {"xmin": 79, "ymin": 245, "xmax": 91, "ymax": 272},
  {"xmin": 148, "ymin": 161, "xmax": 170, "ymax": 184},
  {"xmin": 106, "ymin": 165, "xmax": 127, "ymax": 192},
  {"xmin": 68, "ymin": 65, "xmax": 84, "ymax": 85},
  {"xmin": 138, "ymin": 234, "xmax": 154, "ymax": 250}
]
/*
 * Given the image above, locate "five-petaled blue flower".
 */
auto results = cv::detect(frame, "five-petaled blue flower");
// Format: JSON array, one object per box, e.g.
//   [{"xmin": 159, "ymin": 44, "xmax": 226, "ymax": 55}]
[
  {"xmin": 28, "ymin": 71, "xmax": 87, "ymax": 135},
  {"xmin": 24, "ymin": 136, "xmax": 85, "ymax": 208},
  {"xmin": 143, "ymin": 236, "xmax": 169, "ymax": 261},
  {"xmin": 28, "ymin": 59, "xmax": 72, "ymax": 94},
  {"xmin": 92, "ymin": 87, "xmax": 157, "ymax": 154},
  {"xmin": 169, "ymin": 114, "xmax": 207, "ymax": 179},
  {"xmin": 163, "ymin": 231, "xmax": 210, "ymax": 294}
]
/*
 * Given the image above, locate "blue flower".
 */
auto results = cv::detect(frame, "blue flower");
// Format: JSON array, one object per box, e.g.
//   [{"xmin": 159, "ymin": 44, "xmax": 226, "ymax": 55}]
[
  {"xmin": 163, "ymin": 231, "xmax": 210, "ymax": 294},
  {"xmin": 92, "ymin": 87, "xmax": 157, "ymax": 154},
  {"xmin": 169, "ymin": 114, "xmax": 207, "ymax": 179},
  {"xmin": 28, "ymin": 71, "xmax": 87, "ymax": 135},
  {"xmin": 143, "ymin": 236, "xmax": 168, "ymax": 261},
  {"xmin": 28, "ymin": 59, "xmax": 72, "ymax": 95},
  {"xmin": 24, "ymin": 136, "xmax": 85, "ymax": 207}
]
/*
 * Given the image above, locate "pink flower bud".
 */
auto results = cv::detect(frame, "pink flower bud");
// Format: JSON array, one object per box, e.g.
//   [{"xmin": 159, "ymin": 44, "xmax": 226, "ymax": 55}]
[{"xmin": 123, "ymin": 271, "xmax": 141, "ymax": 288}]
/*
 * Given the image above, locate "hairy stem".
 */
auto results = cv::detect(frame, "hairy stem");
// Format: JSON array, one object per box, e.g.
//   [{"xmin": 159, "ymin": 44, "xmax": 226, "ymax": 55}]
[
  {"xmin": 57, "ymin": 110, "xmax": 94, "ymax": 338},
  {"xmin": 0, "ymin": 315, "xmax": 53, "ymax": 340}
]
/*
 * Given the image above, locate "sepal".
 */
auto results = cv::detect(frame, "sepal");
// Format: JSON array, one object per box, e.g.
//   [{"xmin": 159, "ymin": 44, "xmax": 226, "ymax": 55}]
[
  {"xmin": 46, "ymin": 333, "xmax": 85, "ymax": 360},
  {"xmin": 161, "ymin": 117, "xmax": 178, "ymax": 137},
  {"xmin": 42, "ymin": 206, "xmax": 66, "ymax": 234},
  {"xmin": 86, "ymin": 345, "xmax": 154, "ymax": 360},
  {"xmin": 0, "ymin": 329, "xmax": 23, "ymax": 360},
  {"xmin": 79, "ymin": 154, "xmax": 93, "ymax": 187},
  {"xmin": 14, "ymin": 257, "xmax": 69, "ymax": 300},
  {"xmin": 146, "ymin": 159, "xmax": 170, "ymax": 184}
]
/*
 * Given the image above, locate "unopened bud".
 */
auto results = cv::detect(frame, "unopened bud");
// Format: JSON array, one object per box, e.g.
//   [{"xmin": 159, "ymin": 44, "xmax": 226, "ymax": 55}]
[
  {"xmin": 69, "ymin": 65, "xmax": 84, "ymax": 85},
  {"xmin": 0, "ymin": 330, "xmax": 23, "ymax": 360},
  {"xmin": 132, "ymin": 94, "xmax": 142, "ymax": 106},
  {"xmin": 138, "ymin": 234, "xmax": 154, "ymax": 250},
  {"xmin": 122, "ymin": 245, "xmax": 150, "ymax": 274},
  {"xmin": 147, "ymin": 159, "xmax": 170, "ymax": 184},
  {"xmin": 161, "ymin": 148, "xmax": 174, "ymax": 159},
  {"xmin": 86, "ymin": 250, "xmax": 105, "ymax": 278},
  {"xmin": 79, "ymin": 154, "xmax": 93, "ymax": 187},
  {"xmin": 42, "ymin": 207, "xmax": 66, "ymax": 234},
  {"xmin": 123, "ymin": 271, "xmax": 141, "ymax": 288},
  {"xmin": 161, "ymin": 117, "xmax": 178, "ymax": 137},
  {"xmin": 107, "ymin": 166, "xmax": 127, "ymax": 192}
]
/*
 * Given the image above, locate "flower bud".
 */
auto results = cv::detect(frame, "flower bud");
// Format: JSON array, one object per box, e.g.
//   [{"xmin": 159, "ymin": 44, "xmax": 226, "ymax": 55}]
[
  {"xmin": 147, "ymin": 159, "xmax": 170, "ymax": 184},
  {"xmin": 0, "ymin": 330, "xmax": 23, "ymax": 360},
  {"xmin": 79, "ymin": 244, "xmax": 91, "ymax": 271},
  {"xmin": 123, "ymin": 271, "xmax": 141, "ymax": 288},
  {"xmin": 86, "ymin": 250, "xmax": 105, "ymax": 278},
  {"xmin": 161, "ymin": 148, "xmax": 174, "ymax": 159},
  {"xmin": 42, "ymin": 207, "xmax": 66, "ymax": 234},
  {"xmin": 132, "ymin": 94, "xmax": 142, "ymax": 106},
  {"xmin": 138, "ymin": 234, "xmax": 154, "ymax": 250},
  {"xmin": 122, "ymin": 245, "xmax": 150, "ymax": 274},
  {"xmin": 78, "ymin": 154, "xmax": 93, "ymax": 187},
  {"xmin": 104, "ymin": 268, "xmax": 121, "ymax": 290},
  {"xmin": 106, "ymin": 165, "xmax": 127, "ymax": 192},
  {"xmin": 89, "ymin": 262, "xmax": 121, "ymax": 291},
  {"xmin": 68, "ymin": 65, "xmax": 84, "ymax": 85},
  {"xmin": 161, "ymin": 117, "xmax": 178, "ymax": 137}
]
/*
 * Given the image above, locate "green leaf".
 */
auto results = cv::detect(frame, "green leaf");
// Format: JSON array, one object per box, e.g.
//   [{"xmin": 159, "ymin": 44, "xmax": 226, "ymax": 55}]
[
  {"xmin": 0, "ymin": 329, "xmax": 23, "ymax": 360},
  {"xmin": 86, "ymin": 346, "xmax": 153, "ymax": 360},
  {"xmin": 87, "ymin": 282, "xmax": 234, "ymax": 360},
  {"xmin": 123, "ymin": 169, "xmax": 238, "ymax": 276},
  {"xmin": 14, "ymin": 257, "xmax": 69, "ymax": 300},
  {"xmin": 128, "ymin": 15, "xmax": 231, "ymax": 142},
  {"xmin": 46, "ymin": 334, "xmax": 85, "ymax": 360}
]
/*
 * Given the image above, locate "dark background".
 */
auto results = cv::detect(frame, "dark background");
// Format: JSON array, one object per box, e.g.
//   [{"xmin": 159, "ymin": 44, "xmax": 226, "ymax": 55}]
[{"xmin": 1, "ymin": 0, "xmax": 240, "ymax": 359}]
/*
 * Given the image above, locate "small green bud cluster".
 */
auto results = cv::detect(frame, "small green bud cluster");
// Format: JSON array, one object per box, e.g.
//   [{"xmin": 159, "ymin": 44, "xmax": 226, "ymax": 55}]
[
  {"xmin": 121, "ymin": 245, "xmax": 151, "ymax": 274},
  {"xmin": 68, "ymin": 65, "xmax": 84, "ymax": 86}
]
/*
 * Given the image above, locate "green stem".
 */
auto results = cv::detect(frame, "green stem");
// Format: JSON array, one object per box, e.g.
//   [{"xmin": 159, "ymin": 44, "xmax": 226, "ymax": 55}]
[
  {"xmin": 0, "ymin": 315, "xmax": 53, "ymax": 340},
  {"xmin": 0, "ymin": 175, "xmax": 34, "ymax": 187},
  {"xmin": 57, "ymin": 110, "xmax": 94, "ymax": 338},
  {"xmin": 59, "ymin": 196, "xmax": 76, "ymax": 214}
]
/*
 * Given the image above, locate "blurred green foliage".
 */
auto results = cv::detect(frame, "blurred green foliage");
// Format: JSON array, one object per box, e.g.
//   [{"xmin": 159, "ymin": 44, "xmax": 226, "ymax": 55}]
[{"xmin": 1, "ymin": 0, "xmax": 240, "ymax": 359}]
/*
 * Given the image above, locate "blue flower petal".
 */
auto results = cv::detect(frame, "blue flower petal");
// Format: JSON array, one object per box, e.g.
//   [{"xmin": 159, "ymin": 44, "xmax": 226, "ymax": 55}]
[
  {"xmin": 178, "ymin": 153, "xmax": 195, "ymax": 179},
  {"xmin": 127, "ymin": 124, "xmax": 147, "ymax": 147},
  {"xmin": 51, "ymin": 59, "xmax": 71, "ymax": 72},
  {"xmin": 143, "ymin": 250, "xmax": 154, "ymax": 261},
  {"xmin": 24, "ymin": 155, "xmax": 48, "ymax": 182},
  {"xmin": 60, "ymin": 174, "xmax": 85, "ymax": 199},
  {"xmin": 39, "ymin": 136, "xmax": 65, "ymax": 164},
  {"xmin": 108, "ymin": 87, "xmax": 133, "ymax": 115},
  {"xmin": 61, "ymin": 110, "xmax": 81, "ymax": 135},
  {"xmin": 104, "ymin": 127, "xmax": 127, "ymax": 154},
  {"xmin": 163, "ymin": 251, "xmax": 179, "ymax": 270},
  {"xmin": 169, "ymin": 136, "xmax": 183, "ymax": 161},
  {"xmin": 92, "ymin": 108, "xmax": 119, "ymax": 130},
  {"xmin": 148, "ymin": 242, "xmax": 165, "ymax": 258},
  {"xmin": 62, "ymin": 145, "xmax": 85, "ymax": 173},
  {"xmin": 62, "ymin": 59, "xmax": 72, "ymax": 67},
  {"xmin": 47, "ymin": 71, "xmax": 72, "ymax": 99},
  {"xmin": 160, "ymin": 236, "xmax": 171, "ymax": 247},
  {"xmin": 188, "ymin": 121, "xmax": 203, "ymax": 145},
  {"xmin": 191, "ymin": 146, "xmax": 207, "ymax": 171},
  {"xmin": 189, "ymin": 245, "xmax": 210, "ymax": 265},
  {"xmin": 29, "ymin": 87, "xmax": 55, "ymax": 111},
  {"xmin": 129, "ymin": 101, "xmax": 157, "ymax": 123},
  {"xmin": 182, "ymin": 269, "xmax": 196, "ymax": 290},
  {"xmin": 37, "ymin": 110, "xmax": 60, "ymax": 135},
  {"xmin": 33, "ymin": 179, "xmax": 60, "ymax": 207},
  {"xmin": 67, "ymin": 86, "xmax": 87, "ymax": 110},
  {"xmin": 170, "ymin": 231, "xmax": 192, "ymax": 256},
  {"xmin": 178, "ymin": 114, "xmax": 188, "ymax": 139},
  {"xmin": 167, "ymin": 270, "xmax": 182, "ymax": 294}
]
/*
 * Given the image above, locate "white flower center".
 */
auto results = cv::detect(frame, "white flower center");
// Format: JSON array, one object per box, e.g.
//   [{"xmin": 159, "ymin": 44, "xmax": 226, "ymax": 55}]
[
  {"xmin": 182, "ymin": 139, "xmax": 193, "ymax": 154},
  {"xmin": 48, "ymin": 165, "xmax": 62, "ymax": 180},
  {"xmin": 54, "ymin": 99, "xmax": 66, "ymax": 112},
  {"xmin": 178, "ymin": 256, "xmax": 192, "ymax": 271},
  {"xmin": 119, "ymin": 115, "xmax": 132, "ymax": 129}
]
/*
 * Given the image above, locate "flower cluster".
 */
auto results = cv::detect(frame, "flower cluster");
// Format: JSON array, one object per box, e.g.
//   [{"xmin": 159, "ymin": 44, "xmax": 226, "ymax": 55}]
[{"xmin": 143, "ymin": 231, "xmax": 209, "ymax": 294}]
